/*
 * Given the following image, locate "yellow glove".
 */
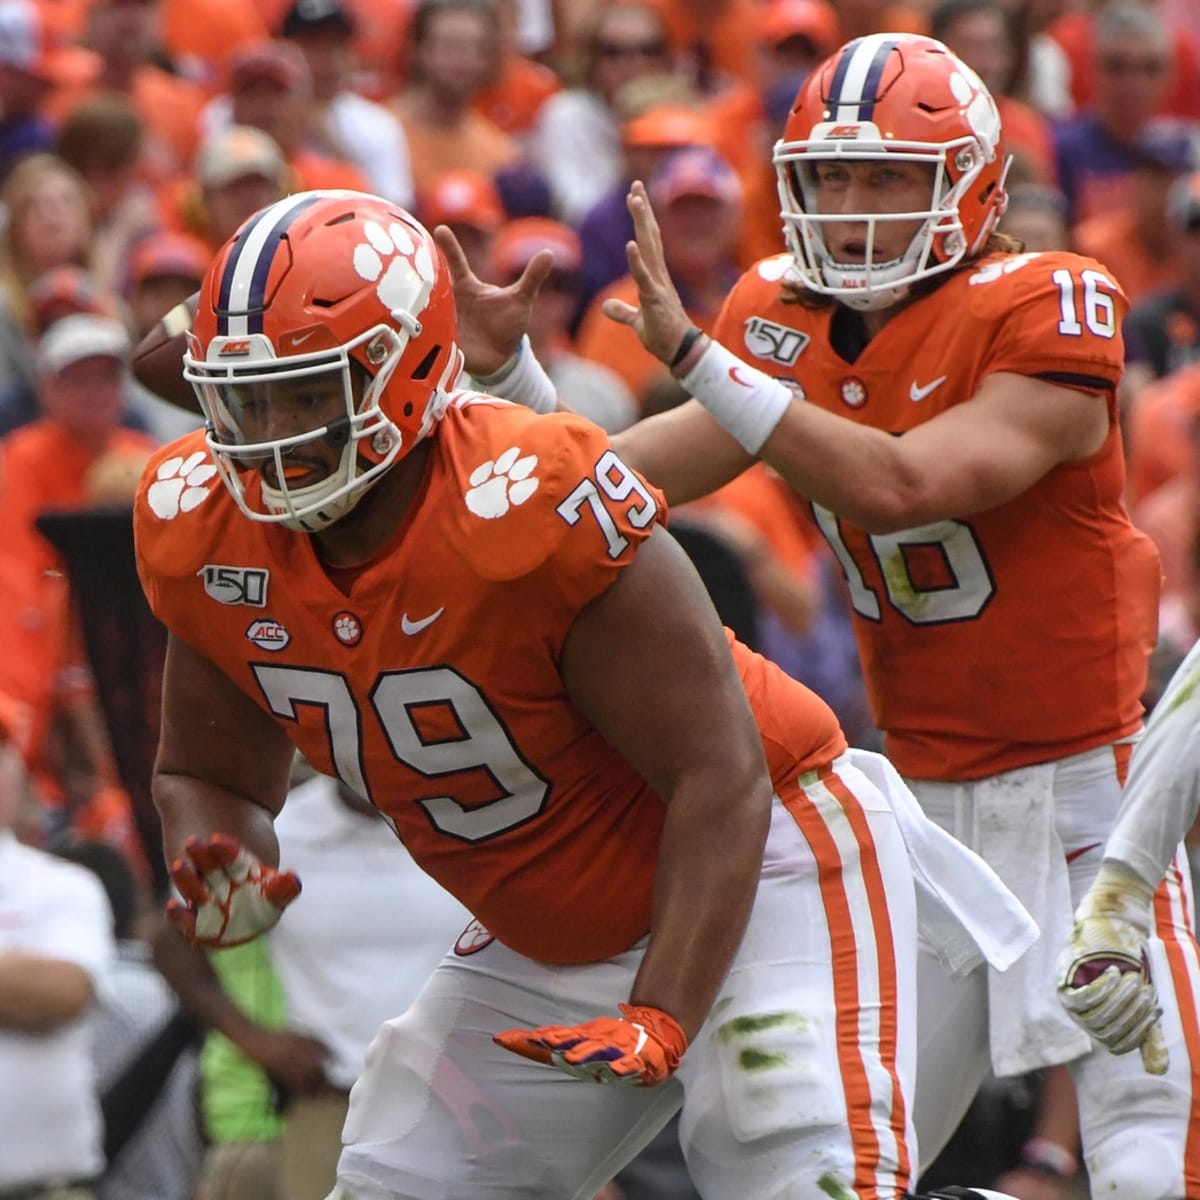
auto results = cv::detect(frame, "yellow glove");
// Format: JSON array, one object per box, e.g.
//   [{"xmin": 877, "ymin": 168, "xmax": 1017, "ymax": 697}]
[{"xmin": 1057, "ymin": 860, "xmax": 1168, "ymax": 1075}]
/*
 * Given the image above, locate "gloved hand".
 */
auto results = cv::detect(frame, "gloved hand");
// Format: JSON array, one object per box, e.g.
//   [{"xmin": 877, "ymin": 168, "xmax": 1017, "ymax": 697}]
[
  {"xmin": 494, "ymin": 1002, "xmax": 688, "ymax": 1086},
  {"xmin": 1057, "ymin": 859, "xmax": 1168, "ymax": 1075},
  {"xmin": 168, "ymin": 833, "xmax": 301, "ymax": 947}
]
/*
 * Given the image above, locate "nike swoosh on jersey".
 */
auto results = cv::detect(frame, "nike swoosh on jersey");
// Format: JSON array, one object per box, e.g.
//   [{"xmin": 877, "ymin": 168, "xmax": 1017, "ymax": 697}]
[
  {"xmin": 909, "ymin": 375, "xmax": 948, "ymax": 402},
  {"xmin": 1064, "ymin": 841, "xmax": 1104, "ymax": 865},
  {"xmin": 401, "ymin": 607, "xmax": 445, "ymax": 635}
]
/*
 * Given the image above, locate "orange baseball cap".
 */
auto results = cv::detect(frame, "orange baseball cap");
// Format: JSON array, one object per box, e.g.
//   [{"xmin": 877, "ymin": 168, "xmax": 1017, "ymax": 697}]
[
  {"xmin": 621, "ymin": 105, "xmax": 718, "ymax": 150},
  {"xmin": 491, "ymin": 218, "xmax": 582, "ymax": 280},
  {"xmin": 420, "ymin": 170, "xmax": 505, "ymax": 233},
  {"xmin": 130, "ymin": 232, "xmax": 211, "ymax": 287}
]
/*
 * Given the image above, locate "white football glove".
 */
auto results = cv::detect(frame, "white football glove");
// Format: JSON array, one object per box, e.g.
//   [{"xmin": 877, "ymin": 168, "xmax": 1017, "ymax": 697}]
[
  {"xmin": 168, "ymin": 833, "xmax": 301, "ymax": 947},
  {"xmin": 1057, "ymin": 859, "xmax": 1168, "ymax": 1075}
]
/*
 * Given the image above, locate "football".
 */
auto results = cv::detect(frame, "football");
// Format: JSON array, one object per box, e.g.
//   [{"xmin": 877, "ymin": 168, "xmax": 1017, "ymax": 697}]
[{"xmin": 132, "ymin": 292, "xmax": 201, "ymax": 413}]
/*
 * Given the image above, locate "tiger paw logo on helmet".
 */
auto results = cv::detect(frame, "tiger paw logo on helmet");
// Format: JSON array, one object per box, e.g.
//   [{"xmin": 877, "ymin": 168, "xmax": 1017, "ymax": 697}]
[
  {"xmin": 352, "ymin": 218, "xmax": 437, "ymax": 312},
  {"xmin": 147, "ymin": 451, "xmax": 218, "ymax": 519},
  {"xmin": 465, "ymin": 447, "xmax": 539, "ymax": 519}
]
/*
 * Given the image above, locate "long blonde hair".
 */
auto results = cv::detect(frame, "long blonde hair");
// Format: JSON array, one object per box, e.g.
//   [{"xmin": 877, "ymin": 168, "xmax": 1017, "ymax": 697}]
[{"xmin": 0, "ymin": 154, "xmax": 95, "ymax": 327}]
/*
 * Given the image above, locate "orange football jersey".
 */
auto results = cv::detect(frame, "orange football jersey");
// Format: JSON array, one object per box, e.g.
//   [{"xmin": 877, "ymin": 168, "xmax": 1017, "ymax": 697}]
[
  {"xmin": 715, "ymin": 250, "xmax": 1161, "ymax": 781},
  {"xmin": 135, "ymin": 398, "xmax": 844, "ymax": 963}
]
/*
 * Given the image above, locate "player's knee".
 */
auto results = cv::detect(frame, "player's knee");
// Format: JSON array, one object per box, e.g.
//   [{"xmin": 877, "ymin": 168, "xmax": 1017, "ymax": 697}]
[{"xmin": 1085, "ymin": 1133, "xmax": 1183, "ymax": 1200}]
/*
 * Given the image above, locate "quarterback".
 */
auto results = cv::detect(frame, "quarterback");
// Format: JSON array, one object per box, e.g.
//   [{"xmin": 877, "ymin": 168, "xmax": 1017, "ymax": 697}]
[
  {"xmin": 133, "ymin": 190, "xmax": 1026, "ymax": 1200},
  {"xmin": 480, "ymin": 33, "xmax": 1200, "ymax": 1200}
]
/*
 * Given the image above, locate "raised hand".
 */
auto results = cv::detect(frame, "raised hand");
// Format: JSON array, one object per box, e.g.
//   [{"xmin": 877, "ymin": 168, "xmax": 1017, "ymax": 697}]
[
  {"xmin": 433, "ymin": 223, "xmax": 554, "ymax": 378},
  {"xmin": 167, "ymin": 833, "xmax": 301, "ymax": 948},
  {"xmin": 601, "ymin": 181, "xmax": 695, "ymax": 366}
]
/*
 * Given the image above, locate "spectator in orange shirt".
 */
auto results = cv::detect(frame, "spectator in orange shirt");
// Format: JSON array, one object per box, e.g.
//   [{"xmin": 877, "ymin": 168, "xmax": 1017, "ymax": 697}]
[
  {"xmin": 206, "ymin": 40, "xmax": 372, "ymax": 195},
  {"xmin": 577, "ymin": 146, "xmax": 741, "ymax": 414},
  {"xmin": 51, "ymin": 0, "xmax": 204, "ymax": 185},
  {"xmin": 392, "ymin": 0, "xmax": 521, "ymax": 199},
  {"xmin": 162, "ymin": 124, "xmax": 291, "ymax": 254},
  {"xmin": 0, "ymin": 314, "xmax": 155, "ymax": 845},
  {"xmin": 659, "ymin": 0, "xmax": 763, "ymax": 94},
  {"xmin": 418, "ymin": 167, "xmax": 506, "ymax": 280},
  {"xmin": 1073, "ymin": 118, "xmax": 1197, "ymax": 305},
  {"xmin": 472, "ymin": 0, "xmax": 560, "ymax": 137},
  {"xmin": 833, "ymin": 0, "xmax": 928, "ymax": 41},
  {"xmin": 931, "ymin": 0, "xmax": 1057, "ymax": 185},
  {"xmin": 160, "ymin": 0, "xmax": 270, "ymax": 89}
]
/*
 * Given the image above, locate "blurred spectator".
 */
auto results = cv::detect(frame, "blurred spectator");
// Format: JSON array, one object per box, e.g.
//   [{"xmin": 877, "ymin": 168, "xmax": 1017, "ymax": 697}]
[
  {"xmin": 532, "ymin": 1, "xmax": 674, "ymax": 223},
  {"xmin": 124, "ymin": 232, "xmax": 208, "ymax": 443},
  {"xmin": 0, "ymin": 153, "xmax": 95, "ymax": 426},
  {"xmin": 1047, "ymin": 0, "xmax": 1200, "ymax": 121},
  {"xmin": 333, "ymin": 0, "xmax": 416, "ymax": 101},
  {"xmin": 1051, "ymin": 3, "xmax": 1182, "ymax": 225},
  {"xmin": 659, "ymin": 0, "xmax": 764, "ymax": 95},
  {"xmin": 207, "ymin": 40, "xmax": 372, "ymax": 194},
  {"xmin": 28, "ymin": 266, "xmax": 118, "ymax": 337},
  {"xmin": 489, "ymin": 217, "xmax": 638, "ymax": 431},
  {"xmin": 832, "ymin": 0, "xmax": 928, "ymax": 41},
  {"xmin": 1072, "ymin": 117, "xmax": 1197, "ymax": 304},
  {"xmin": 278, "ymin": 0, "xmax": 415, "ymax": 205},
  {"xmin": 50, "ymin": 0, "xmax": 203, "ymax": 186},
  {"xmin": 577, "ymin": 100, "xmax": 718, "ymax": 320},
  {"xmin": 472, "ymin": 0, "xmax": 561, "ymax": 136},
  {"xmin": 418, "ymin": 167, "xmax": 505, "ymax": 279},
  {"xmin": 1125, "ymin": 363, "xmax": 1200, "ymax": 509},
  {"xmin": 55, "ymin": 93, "xmax": 160, "ymax": 298},
  {"xmin": 0, "ymin": 315, "xmax": 155, "ymax": 841},
  {"xmin": 164, "ymin": 125, "xmax": 290, "ymax": 254},
  {"xmin": 0, "ymin": 0, "xmax": 99, "ymax": 184},
  {"xmin": 155, "ymin": 771, "xmax": 472, "ymax": 1200},
  {"xmin": 159, "ymin": 0, "xmax": 270, "ymax": 88},
  {"xmin": 998, "ymin": 181, "xmax": 1070, "ymax": 250},
  {"xmin": 1124, "ymin": 169, "xmax": 1200, "ymax": 389},
  {"xmin": 707, "ymin": 0, "xmax": 839, "ymax": 266},
  {"xmin": 53, "ymin": 838, "xmax": 202, "ymax": 1200},
  {"xmin": 1009, "ymin": 0, "xmax": 1074, "ymax": 121},
  {"xmin": 392, "ymin": 0, "xmax": 521, "ymax": 198},
  {"xmin": 578, "ymin": 146, "xmax": 740, "ymax": 414},
  {"xmin": 0, "ymin": 704, "xmax": 114, "ymax": 1199},
  {"xmin": 931, "ymin": 0, "xmax": 1057, "ymax": 184}
]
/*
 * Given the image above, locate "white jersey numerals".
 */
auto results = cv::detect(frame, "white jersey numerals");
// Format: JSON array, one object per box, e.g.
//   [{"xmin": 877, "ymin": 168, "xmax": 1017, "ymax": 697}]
[
  {"xmin": 1052, "ymin": 268, "xmax": 1117, "ymax": 339},
  {"xmin": 556, "ymin": 450, "xmax": 657, "ymax": 559},
  {"xmin": 814, "ymin": 505, "xmax": 995, "ymax": 624},
  {"xmin": 252, "ymin": 664, "xmax": 550, "ymax": 842}
]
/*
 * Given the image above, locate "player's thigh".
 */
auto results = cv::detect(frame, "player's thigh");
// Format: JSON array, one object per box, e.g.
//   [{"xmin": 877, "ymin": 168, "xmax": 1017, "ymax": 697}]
[
  {"xmin": 337, "ymin": 944, "xmax": 680, "ymax": 1200},
  {"xmin": 679, "ymin": 763, "xmax": 917, "ymax": 1200}
]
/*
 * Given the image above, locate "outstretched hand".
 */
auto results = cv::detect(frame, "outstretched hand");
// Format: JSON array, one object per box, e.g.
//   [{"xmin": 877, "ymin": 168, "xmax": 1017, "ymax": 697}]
[
  {"xmin": 434, "ymin": 224, "xmax": 554, "ymax": 378},
  {"xmin": 601, "ymin": 181, "xmax": 694, "ymax": 366}
]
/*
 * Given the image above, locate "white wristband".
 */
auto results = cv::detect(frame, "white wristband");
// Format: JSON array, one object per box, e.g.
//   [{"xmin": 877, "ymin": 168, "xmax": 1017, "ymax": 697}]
[
  {"xmin": 679, "ymin": 339, "xmax": 798, "ymax": 455},
  {"xmin": 471, "ymin": 336, "xmax": 557, "ymax": 415}
]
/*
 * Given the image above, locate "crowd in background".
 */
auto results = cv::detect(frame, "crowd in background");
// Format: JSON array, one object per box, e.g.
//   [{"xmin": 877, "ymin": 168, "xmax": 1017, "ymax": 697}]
[{"xmin": 1, "ymin": 0, "xmax": 1200, "ymax": 1198}]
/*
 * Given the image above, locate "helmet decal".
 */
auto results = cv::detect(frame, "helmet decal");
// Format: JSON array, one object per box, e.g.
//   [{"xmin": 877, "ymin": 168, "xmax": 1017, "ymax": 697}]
[{"xmin": 825, "ymin": 35, "xmax": 900, "ymax": 122}]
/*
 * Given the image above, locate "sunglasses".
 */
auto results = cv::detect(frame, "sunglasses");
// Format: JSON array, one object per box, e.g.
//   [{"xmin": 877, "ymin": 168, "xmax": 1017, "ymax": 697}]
[{"xmin": 595, "ymin": 40, "xmax": 668, "ymax": 61}]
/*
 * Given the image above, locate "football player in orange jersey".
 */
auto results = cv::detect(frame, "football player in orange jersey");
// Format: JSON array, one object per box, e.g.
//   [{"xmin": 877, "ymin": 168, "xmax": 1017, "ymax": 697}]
[
  {"xmin": 467, "ymin": 32, "xmax": 1200, "ymax": 1200},
  {"xmin": 132, "ymin": 189, "xmax": 1032, "ymax": 1200}
]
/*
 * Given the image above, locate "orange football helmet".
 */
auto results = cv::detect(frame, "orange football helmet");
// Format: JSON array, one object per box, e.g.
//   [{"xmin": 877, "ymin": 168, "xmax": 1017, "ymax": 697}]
[
  {"xmin": 774, "ymin": 34, "xmax": 1009, "ymax": 310},
  {"xmin": 184, "ymin": 190, "xmax": 463, "ymax": 531}
]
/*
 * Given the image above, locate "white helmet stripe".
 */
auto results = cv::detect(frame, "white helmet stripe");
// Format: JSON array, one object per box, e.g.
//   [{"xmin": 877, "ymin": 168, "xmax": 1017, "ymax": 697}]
[{"xmin": 828, "ymin": 34, "xmax": 899, "ymax": 121}]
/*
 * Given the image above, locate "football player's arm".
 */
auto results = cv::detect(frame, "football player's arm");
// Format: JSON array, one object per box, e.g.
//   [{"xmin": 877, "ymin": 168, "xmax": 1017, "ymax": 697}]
[
  {"xmin": 607, "ymin": 181, "xmax": 1112, "ymax": 532},
  {"xmin": 560, "ymin": 527, "xmax": 774, "ymax": 1039},
  {"xmin": 154, "ymin": 633, "xmax": 302, "ymax": 946}
]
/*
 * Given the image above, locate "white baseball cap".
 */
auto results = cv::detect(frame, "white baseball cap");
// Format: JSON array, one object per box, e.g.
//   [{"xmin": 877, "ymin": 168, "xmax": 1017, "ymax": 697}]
[{"xmin": 38, "ymin": 314, "xmax": 131, "ymax": 376}]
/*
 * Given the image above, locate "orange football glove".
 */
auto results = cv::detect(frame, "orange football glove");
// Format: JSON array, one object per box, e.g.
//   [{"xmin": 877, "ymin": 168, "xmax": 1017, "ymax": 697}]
[
  {"xmin": 168, "ymin": 833, "xmax": 301, "ymax": 948},
  {"xmin": 494, "ymin": 1003, "xmax": 687, "ymax": 1086}
]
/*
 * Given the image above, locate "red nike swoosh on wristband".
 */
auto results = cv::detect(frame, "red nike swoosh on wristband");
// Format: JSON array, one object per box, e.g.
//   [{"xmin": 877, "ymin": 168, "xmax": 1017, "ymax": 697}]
[
  {"xmin": 1065, "ymin": 841, "xmax": 1103, "ymax": 864},
  {"xmin": 728, "ymin": 366, "xmax": 753, "ymax": 387}
]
